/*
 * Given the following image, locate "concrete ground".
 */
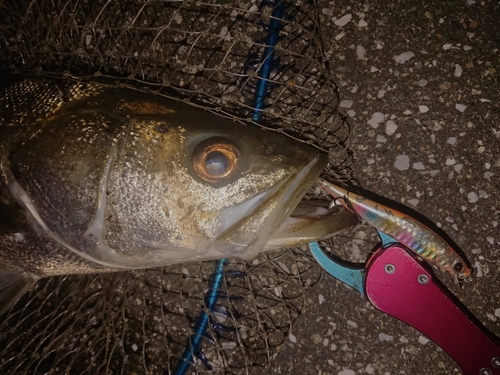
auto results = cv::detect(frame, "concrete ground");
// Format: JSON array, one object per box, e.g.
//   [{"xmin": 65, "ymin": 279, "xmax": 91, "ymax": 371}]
[
  {"xmin": 265, "ymin": 0, "xmax": 500, "ymax": 374},
  {"xmin": 0, "ymin": 1, "xmax": 498, "ymax": 375}
]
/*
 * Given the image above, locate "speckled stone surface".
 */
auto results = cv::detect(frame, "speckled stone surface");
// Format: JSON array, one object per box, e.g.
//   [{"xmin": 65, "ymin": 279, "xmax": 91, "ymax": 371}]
[{"xmin": 260, "ymin": 0, "xmax": 499, "ymax": 374}]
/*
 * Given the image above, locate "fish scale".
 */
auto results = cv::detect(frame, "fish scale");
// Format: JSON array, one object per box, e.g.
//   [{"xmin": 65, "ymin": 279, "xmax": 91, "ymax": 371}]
[{"xmin": 0, "ymin": 78, "xmax": 103, "ymax": 125}]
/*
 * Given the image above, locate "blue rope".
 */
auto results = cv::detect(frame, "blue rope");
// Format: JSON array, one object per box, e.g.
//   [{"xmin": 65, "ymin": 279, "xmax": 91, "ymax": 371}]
[
  {"xmin": 172, "ymin": 2, "xmax": 286, "ymax": 373},
  {"xmin": 172, "ymin": 258, "xmax": 227, "ymax": 374},
  {"xmin": 252, "ymin": 1, "xmax": 286, "ymax": 122}
]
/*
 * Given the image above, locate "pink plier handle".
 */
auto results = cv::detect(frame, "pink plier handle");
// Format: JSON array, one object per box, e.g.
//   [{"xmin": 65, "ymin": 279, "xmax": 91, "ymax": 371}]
[{"xmin": 365, "ymin": 245, "xmax": 500, "ymax": 375}]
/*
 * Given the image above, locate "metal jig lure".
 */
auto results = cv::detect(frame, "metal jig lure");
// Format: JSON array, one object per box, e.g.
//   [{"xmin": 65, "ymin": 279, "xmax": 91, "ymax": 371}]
[{"xmin": 318, "ymin": 179, "xmax": 472, "ymax": 281}]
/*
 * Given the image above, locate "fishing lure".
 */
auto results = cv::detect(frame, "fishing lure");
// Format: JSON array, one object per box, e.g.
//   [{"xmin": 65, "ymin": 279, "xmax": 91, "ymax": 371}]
[{"xmin": 318, "ymin": 179, "xmax": 472, "ymax": 281}]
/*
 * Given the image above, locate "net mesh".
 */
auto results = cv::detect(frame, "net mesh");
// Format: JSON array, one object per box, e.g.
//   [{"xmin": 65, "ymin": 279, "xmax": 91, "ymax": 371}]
[
  {"xmin": 1, "ymin": 0, "xmax": 353, "ymax": 169},
  {"xmin": 0, "ymin": 0, "xmax": 353, "ymax": 373},
  {"xmin": 0, "ymin": 250, "xmax": 322, "ymax": 374}
]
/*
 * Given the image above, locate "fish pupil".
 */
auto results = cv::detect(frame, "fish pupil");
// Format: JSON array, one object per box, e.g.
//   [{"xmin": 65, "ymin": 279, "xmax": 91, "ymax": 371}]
[
  {"xmin": 205, "ymin": 151, "xmax": 229, "ymax": 176},
  {"xmin": 454, "ymin": 262, "xmax": 464, "ymax": 272}
]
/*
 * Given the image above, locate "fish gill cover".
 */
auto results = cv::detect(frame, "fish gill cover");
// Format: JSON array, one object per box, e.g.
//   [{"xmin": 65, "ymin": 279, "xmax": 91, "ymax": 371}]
[{"xmin": 0, "ymin": 1, "xmax": 352, "ymax": 373}]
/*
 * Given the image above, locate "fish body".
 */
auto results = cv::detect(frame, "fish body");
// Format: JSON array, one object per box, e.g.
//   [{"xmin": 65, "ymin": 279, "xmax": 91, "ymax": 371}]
[
  {"xmin": 0, "ymin": 77, "xmax": 357, "ymax": 313},
  {"xmin": 319, "ymin": 180, "xmax": 471, "ymax": 280}
]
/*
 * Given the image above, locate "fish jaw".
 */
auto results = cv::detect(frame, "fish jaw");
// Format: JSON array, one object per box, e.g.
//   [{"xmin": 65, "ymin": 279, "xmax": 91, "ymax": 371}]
[
  {"xmin": 207, "ymin": 154, "xmax": 330, "ymax": 261},
  {"xmin": 318, "ymin": 179, "xmax": 472, "ymax": 280},
  {"xmin": 264, "ymin": 204, "xmax": 358, "ymax": 251}
]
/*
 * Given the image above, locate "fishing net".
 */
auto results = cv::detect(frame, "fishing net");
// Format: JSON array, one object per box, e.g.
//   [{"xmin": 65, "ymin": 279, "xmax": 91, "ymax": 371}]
[
  {"xmin": 0, "ymin": 0, "xmax": 353, "ymax": 373},
  {"xmin": 0, "ymin": 250, "xmax": 322, "ymax": 374}
]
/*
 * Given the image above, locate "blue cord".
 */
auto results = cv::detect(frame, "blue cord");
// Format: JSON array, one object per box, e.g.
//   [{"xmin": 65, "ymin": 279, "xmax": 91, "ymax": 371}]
[
  {"xmin": 172, "ymin": 2, "xmax": 286, "ymax": 373},
  {"xmin": 252, "ymin": 1, "xmax": 286, "ymax": 122},
  {"xmin": 172, "ymin": 259, "xmax": 227, "ymax": 374}
]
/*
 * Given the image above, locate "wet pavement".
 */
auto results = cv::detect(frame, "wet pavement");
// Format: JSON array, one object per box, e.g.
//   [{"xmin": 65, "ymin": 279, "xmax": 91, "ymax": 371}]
[{"xmin": 264, "ymin": 0, "xmax": 500, "ymax": 374}]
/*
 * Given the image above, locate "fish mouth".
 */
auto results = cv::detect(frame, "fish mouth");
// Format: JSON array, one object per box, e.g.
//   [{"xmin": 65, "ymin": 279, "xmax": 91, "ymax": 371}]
[
  {"xmin": 264, "ymin": 200, "xmax": 359, "ymax": 251},
  {"xmin": 213, "ymin": 161, "xmax": 358, "ymax": 260},
  {"xmin": 214, "ymin": 155, "xmax": 319, "ymax": 240}
]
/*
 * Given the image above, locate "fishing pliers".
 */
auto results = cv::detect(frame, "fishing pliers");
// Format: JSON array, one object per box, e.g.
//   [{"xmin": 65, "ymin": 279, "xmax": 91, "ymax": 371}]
[{"xmin": 310, "ymin": 192, "xmax": 500, "ymax": 375}]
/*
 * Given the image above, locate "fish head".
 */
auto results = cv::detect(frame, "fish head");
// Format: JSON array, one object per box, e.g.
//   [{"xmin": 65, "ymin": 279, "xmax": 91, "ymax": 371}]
[
  {"xmin": 112, "ymin": 98, "xmax": 330, "ymax": 266},
  {"xmin": 4, "ymin": 86, "xmax": 337, "ymax": 270}
]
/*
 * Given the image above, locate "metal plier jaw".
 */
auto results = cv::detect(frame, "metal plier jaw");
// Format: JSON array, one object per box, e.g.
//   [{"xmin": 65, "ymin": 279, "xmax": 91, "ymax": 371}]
[{"xmin": 309, "ymin": 231, "xmax": 500, "ymax": 375}]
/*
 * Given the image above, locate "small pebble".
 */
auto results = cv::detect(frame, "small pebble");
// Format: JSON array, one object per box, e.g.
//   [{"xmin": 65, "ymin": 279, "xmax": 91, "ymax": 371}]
[
  {"xmin": 447, "ymin": 137, "xmax": 457, "ymax": 145},
  {"xmin": 367, "ymin": 112, "xmax": 385, "ymax": 128},
  {"xmin": 419, "ymin": 336, "xmax": 430, "ymax": 345},
  {"xmin": 467, "ymin": 192, "xmax": 479, "ymax": 203},
  {"xmin": 356, "ymin": 45, "xmax": 366, "ymax": 60},
  {"xmin": 445, "ymin": 157, "xmax": 456, "ymax": 165},
  {"xmin": 394, "ymin": 51, "xmax": 415, "ymax": 64},
  {"xmin": 454, "ymin": 64, "xmax": 463, "ymax": 77},
  {"xmin": 379, "ymin": 333, "xmax": 394, "ymax": 342},
  {"xmin": 474, "ymin": 261, "xmax": 484, "ymax": 277},
  {"xmin": 311, "ymin": 333, "xmax": 322, "ymax": 344},
  {"xmin": 340, "ymin": 100, "xmax": 353, "ymax": 108},
  {"xmin": 335, "ymin": 32, "xmax": 346, "ymax": 40},
  {"xmin": 456, "ymin": 103, "xmax": 467, "ymax": 112},
  {"xmin": 222, "ymin": 341, "xmax": 237, "ymax": 349},
  {"xmin": 347, "ymin": 320, "xmax": 358, "ymax": 328},
  {"xmin": 395, "ymin": 155, "xmax": 410, "ymax": 170},
  {"xmin": 230, "ymin": 9, "xmax": 238, "ymax": 21},
  {"xmin": 478, "ymin": 190, "xmax": 489, "ymax": 198},
  {"xmin": 407, "ymin": 199, "xmax": 419, "ymax": 207},
  {"xmin": 413, "ymin": 162, "xmax": 425, "ymax": 170},
  {"xmin": 419, "ymin": 105, "xmax": 429, "ymax": 113},
  {"xmin": 386, "ymin": 120, "xmax": 398, "ymax": 135},
  {"xmin": 289, "ymin": 332, "xmax": 297, "ymax": 343},
  {"xmin": 335, "ymin": 14, "xmax": 352, "ymax": 26}
]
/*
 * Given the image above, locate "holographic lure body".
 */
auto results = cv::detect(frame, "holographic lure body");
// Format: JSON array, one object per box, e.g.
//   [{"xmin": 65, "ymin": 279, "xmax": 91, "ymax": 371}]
[{"xmin": 319, "ymin": 180, "xmax": 472, "ymax": 280}]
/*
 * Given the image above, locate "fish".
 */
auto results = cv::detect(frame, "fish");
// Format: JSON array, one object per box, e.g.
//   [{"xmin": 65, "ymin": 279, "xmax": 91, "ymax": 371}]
[
  {"xmin": 318, "ymin": 179, "xmax": 472, "ymax": 280},
  {"xmin": 0, "ymin": 76, "xmax": 358, "ymax": 315}
]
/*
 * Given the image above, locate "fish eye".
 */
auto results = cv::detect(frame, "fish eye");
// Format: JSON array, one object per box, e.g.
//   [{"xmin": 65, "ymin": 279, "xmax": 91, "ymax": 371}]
[
  {"xmin": 205, "ymin": 151, "xmax": 229, "ymax": 176},
  {"xmin": 192, "ymin": 140, "xmax": 239, "ymax": 183},
  {"xmin": 454, "ymin": 262, "xmax": 464, "ymax": 273}
]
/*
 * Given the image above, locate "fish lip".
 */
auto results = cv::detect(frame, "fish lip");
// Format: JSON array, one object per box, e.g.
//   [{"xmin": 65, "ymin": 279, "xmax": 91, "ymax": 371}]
[
  {"xmin": 264, "ymin": 204, "xmax": 358, "ymax": 250},
  {"xmin": 215, "ymin": 180, "xmax": 285, "ymax": 239},
  {"xmin": 214, "ymin": 155, "xmax": 320, "ymax": 240},
  {"xmin": 210, "ymin": 154, "xmax": 329, "ymax": 260}
]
